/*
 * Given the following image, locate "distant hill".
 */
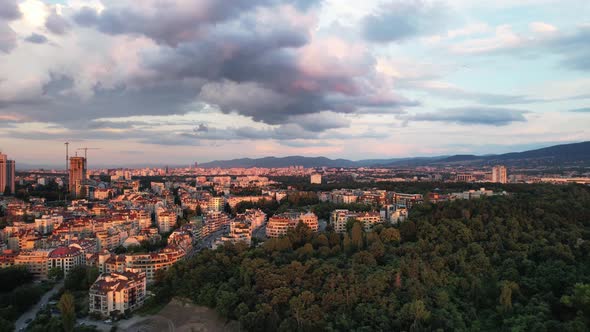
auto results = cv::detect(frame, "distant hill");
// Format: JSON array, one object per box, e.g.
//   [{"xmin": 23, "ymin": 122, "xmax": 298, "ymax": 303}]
[
  {"xmin": 199, "ymin": 156, "xmax": 359, "ymax": 168},
  {"xmin": 429, "ymin": 141, "xmax": 590, "ymax": 166},
  {"xmin": 200, "ymin": 141, "xmax": 590, "ymax": 168}
]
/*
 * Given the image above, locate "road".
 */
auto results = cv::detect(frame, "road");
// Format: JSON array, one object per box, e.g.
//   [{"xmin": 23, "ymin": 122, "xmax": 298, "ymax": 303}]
[{"xmin": 15, "ymin": 280, "xmax": 63, "ymax": 331}]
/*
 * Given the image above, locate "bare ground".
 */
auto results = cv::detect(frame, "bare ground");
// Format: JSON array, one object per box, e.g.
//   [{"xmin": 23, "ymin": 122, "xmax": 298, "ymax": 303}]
[{"xmin": 121, "ymin": 298, "xmax": 239, "ymax": 332}]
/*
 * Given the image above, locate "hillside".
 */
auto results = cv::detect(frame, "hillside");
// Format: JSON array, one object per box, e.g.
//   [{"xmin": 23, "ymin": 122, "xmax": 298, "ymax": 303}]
[
  {"xmin": 152, "ymin": 185, "xmax": 590, "ymax": 331},
  {"xmin": 431, "ymin": 141, "xmax": 590, "ymax": 166},
  {"xmin": 199, "ymin": 141, "xmax": 590, "ymax": 168}
]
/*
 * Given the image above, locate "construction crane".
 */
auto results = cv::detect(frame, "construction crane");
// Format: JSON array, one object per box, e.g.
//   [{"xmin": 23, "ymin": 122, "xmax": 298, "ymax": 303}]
[
  {"xmin": 64, "ymin": 142, "xmax": 69, "ymax": 173},
  {"xmin": 77, "ymin": 147, "xmax": 101, "ymax": 160}
]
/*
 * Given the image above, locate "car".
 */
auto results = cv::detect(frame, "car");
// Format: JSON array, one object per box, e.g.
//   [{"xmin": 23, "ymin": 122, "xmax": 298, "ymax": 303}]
[{"xmin": 104, "ymin": 319, "xmax": 113, "ymax": 324}]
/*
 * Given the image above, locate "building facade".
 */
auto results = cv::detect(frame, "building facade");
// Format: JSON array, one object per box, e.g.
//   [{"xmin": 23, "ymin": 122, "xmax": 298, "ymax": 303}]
[
  {"xmin": 330, "ymin": 210, "xmax": 383, "ymax": 233},
  {"xmin": 0, "ymin": 152, "xmax": 15, "ymax": 195},
  {"xmin": 492, "ymin": 165, "xmax": 508, "ymax": 184},
  {"xmin": 89, "ymin": 270, "xmax": 147, "ymax": 318},
  {"xmin": 69, "ymin": 156, "xmax": 87, "ymax": 198},
  {"xmin": 48, "ymin": 245, "xmax": 85, "ymax": 276},
  {"xmin": 266, "ymin": 212, "xmax": 319, "ymax": 238}
]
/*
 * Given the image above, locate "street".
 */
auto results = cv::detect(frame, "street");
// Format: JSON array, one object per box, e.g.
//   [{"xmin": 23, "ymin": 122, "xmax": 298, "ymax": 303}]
[{"xmin": 14, "ymin": 280, "xmax": 64, "ymax": 331}]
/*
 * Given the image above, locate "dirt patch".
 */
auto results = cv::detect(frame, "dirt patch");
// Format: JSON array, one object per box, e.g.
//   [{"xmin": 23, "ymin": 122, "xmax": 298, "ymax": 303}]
[{"xmin": 122, "ymin": 298, "xmax": 238, "ymax": 332}]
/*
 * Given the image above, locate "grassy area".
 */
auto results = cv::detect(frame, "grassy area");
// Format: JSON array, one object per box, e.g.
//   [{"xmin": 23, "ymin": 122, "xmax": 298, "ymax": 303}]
[{"xmin": 135, "ymin": 296, "xmax": 168, "ymax": 316}]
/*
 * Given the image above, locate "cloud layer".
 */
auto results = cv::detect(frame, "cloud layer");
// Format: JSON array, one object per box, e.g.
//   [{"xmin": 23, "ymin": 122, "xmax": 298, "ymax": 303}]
[{"xmin": 0, "ymin": 0, "xmax": 589, "ymax": 164}]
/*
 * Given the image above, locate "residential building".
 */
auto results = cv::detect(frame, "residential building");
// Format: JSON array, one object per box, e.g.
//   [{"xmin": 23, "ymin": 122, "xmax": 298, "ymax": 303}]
[
  {"xmin": 89, "ymin": 269, "xmax": 146, "ymax": 318},
  {"xmin": 207, "ymin": 197, "xmax": 225, "ymax": 212},
  {"xmin": 330, "ymin": 210, "xmax": 382, "ymax": 233},
  {"xmin": 156, "ymin": 210, "xmax": 176, "ymax": 234},
  {"xmin": 48, "ymin": 245, "xmax": 85, "ymax": 276},
  {"xmin": 266, "ymin": 212, "xmax": 319, "ymax": 238},
  {"xmin": 0, "ymin": 152, "xmax": 15, "ymax": 195},
  {"xmin": 456, "ymin": 173, "xmax": 475, "ymax": 182},
  {"xmin": 14, "ymin": 250, "xmax": 51, "ymax": 279},
  {"xmin": 216, "ymin": 220, "xmax": 252, "ymax": 247},
  {"xmin": 35, "ymin": 215, "xmax": 63, "ymax": 234},
  {"xmin": 492, "ymin": 165, "xmax": 508, "ymax": 184}
]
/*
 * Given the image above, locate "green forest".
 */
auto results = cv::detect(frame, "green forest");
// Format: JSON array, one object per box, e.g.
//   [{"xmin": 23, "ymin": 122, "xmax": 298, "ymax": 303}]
[{"xmin": 153, "ymin": 184, "xmax": 590, "ymax": 331}]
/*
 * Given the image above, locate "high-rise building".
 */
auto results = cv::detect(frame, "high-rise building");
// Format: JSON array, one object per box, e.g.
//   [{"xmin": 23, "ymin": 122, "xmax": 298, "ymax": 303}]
[
  {"xmin": 492, "ymin": 165, "xmax": 508, "ymax": 184},
  {"xmin": 0, "ymin": 152, "xmax": 15, "ymax": 195},
  {"xmin": 69, "ymin": 156, "xmax": 87, "ymax": 198}
]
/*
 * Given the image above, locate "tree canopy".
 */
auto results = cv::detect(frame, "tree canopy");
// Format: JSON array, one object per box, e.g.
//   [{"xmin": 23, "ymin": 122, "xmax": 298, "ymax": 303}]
[{"xmin": 152, "ymin": 184, "xmax": 590, "ymax": 331}]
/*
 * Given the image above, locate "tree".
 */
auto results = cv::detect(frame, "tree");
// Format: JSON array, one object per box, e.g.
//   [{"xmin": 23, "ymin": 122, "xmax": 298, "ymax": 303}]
[
  {"xmin": 561, "ymin": 283, "xmax": 590, "ymax": 319},
  {"xmin": 48, "ymin": 267, "xmax": 64, "ymax": 280},
  {"xmin": 499, "ymin": 281, "xmax": 519, "ymax": 312},
  {"xmin": 224, "ymin": 202, "xmax": 233, "ymax": 215},
  {"xmin": 380, "ymin": 228, "xmax": 401, "ymax": 243},
  {"xmin": 351, "ymin": 222, "xmax": 364, "ymax": 250},
  {"xmin": 400, "ymin": 300, "xmax": 431, "ymax": 331},
  {"xmin": 58, "ymin": 292, "xmax": 76, "ymax": 332}
]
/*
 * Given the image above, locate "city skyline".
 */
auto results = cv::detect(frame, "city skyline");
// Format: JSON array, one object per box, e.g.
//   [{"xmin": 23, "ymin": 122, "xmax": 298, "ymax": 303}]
[{"xmin": 1, "ymin": 0, "xmax": 589, "ymax": 165}]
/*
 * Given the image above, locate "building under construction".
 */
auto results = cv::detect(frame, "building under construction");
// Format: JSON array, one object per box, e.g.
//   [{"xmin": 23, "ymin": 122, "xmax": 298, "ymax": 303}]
[{"xmin": 69, "ymin": 156, "xmax": 87, "ymax": 199}]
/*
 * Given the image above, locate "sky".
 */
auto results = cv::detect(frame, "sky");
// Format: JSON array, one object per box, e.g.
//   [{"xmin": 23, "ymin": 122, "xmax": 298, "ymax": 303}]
[{"xmin": 0, "ymin": 0, "xmax": 589, "ymax": 167}]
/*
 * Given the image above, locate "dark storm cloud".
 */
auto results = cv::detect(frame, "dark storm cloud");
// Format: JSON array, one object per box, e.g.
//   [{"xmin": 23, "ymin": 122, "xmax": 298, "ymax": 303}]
[
  {"xmin": 1, "ymin": 0, "xmax": 415, "ymax": 136},
  {"xmin": 73, "ymin": 0, "xmax": 322, "ymax": 46},
  {"xmin": 404, "ymin": 107, "xmax": 528, "ymax": 126},
  {"xmin": 24, "ymin": 33, "xmax": 48, "ymax": 44},
  {"xmin": 0, "ymin": 0, "xmax": 20, "ymax": 20},
  {"xmin": 361, "ymin": 0, "xmax": 446, "ymax": 43},
  {"xmin": 45, "ymin": 10, "xmax": 71, "ymax": 35}
]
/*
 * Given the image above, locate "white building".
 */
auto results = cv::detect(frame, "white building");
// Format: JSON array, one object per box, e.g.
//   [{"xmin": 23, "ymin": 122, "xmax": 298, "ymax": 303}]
[
  {"xmin": 89, "ymin": 269, "xmax": 147, "ymax": 318},
  {"xmin": 35, "ymin": 214, "xmax": 63, "ymax": 234},
  {"xmin": 156, "ymin": 210, "xmax": 176, "ymax": 234},
  {"xmin": 47, "ymin": 245, "xmax": 85, "ymax": 276}
]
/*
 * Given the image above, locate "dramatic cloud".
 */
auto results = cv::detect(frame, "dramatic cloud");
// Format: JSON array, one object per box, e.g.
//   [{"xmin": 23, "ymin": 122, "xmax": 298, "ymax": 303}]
[
  {"xmin": 404, "ymin": 107, "xmax": 528, "ymax": 126},
  {"xmin": 0, "ymin": 0, "xmax": 589, "ymax": 164},
  {"xmin": 73, "ymin": 0, "xmax": 322, "ymax": 46},
  {"xmin": 45, "ymin": 9, "xmax": 71, "ymax": 35},
  {"xmin": 24, "ymin": 33, "xmax": 48, "ymax": 44},
  {"xmin": 0, "ymin": 0, "xmax": 20, "ymax": 20},
  {"xmin": 0, "ymin": 0, "xmax": 20, "ymax": 53},
  {"xmin": 0, "ymin": 21, "xmax": 16, "ymax": 53},
  {"xmin": 361, "ymin": 0, "xmax": 446, "ymax": 43},
  {"xmin": 0, "ymin": 0, "xmax": 409, "ymax": 128}
]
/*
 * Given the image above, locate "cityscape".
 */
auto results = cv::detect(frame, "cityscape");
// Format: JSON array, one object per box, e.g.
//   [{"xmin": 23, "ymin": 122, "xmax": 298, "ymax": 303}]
[
  {"xmin": 1, "ymin": 0, "xmax": 590, "ymax": 331},
  {"xmin": 1, "ymin": 141, "xmax": 590, "ymax": 331}
]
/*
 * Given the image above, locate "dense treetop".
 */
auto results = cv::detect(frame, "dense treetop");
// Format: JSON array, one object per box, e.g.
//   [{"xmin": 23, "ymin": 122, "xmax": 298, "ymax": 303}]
[{"xmin": 153, "ymin": 184, "xmax": 590, "ymax": 331}]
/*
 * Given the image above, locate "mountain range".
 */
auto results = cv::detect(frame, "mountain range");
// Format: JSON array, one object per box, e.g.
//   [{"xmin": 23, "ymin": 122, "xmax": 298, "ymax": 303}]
[{"xmin": 200, "ymin": 141, "xmax": 590, "ymax": 168}]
